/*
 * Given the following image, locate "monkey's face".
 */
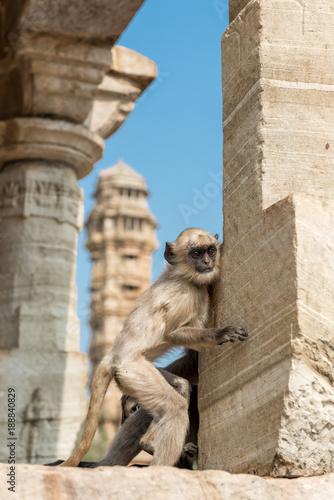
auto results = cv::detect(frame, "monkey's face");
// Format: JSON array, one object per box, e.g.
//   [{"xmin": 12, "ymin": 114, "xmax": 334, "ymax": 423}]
[
  {"xmin": 121, "ymin": 394, "xmax": 140, "ymax": 424},
  {"xmin": 165, "ymin": 228, "xmax": 220, "ymax": 285},
  {"xmin": 188, "ymin": 244, "xmax": 218, "ymax": 275}
]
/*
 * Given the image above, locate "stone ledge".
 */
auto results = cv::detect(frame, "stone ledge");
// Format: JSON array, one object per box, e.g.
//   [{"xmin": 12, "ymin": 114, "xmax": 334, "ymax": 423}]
[{"xmin": 1, "ymin": 463, "xmax": 334, "ymax": 500}]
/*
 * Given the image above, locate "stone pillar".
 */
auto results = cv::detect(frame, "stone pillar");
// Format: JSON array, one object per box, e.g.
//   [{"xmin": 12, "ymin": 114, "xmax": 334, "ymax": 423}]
[
  {"xmin": 199, "ymin": 0, "xmax": 334, "ymax": 477},
  {"xmin": 0, "ymin": 0, "xmax": 154, "ymax": 463},
  {"xmin": 0, "ymin": 119, "xmax": 103, "ymax": 462}
]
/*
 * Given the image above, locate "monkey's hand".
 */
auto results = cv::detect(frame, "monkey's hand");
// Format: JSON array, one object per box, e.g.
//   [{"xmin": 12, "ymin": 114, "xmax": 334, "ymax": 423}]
[
  {"xmin": 167, "ymin": 326, "xmax": 249, "ymax": 349},
  {"xmin": 213, "ymin": 326, "xmax": 248, "ymax": 345}
]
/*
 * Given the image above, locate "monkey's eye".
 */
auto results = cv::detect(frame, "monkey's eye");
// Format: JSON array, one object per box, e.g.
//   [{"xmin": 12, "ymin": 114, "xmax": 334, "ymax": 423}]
[
  {"xmin": 190, "ymin": 250, "xmax": 201, "ymax": 259},
  {"xmin": 130, "ymin": 404, "xmax": 140, "ymax": 414},
  {"xmin": 208, "ymin": 247, "xmax": 216, "ymax": 256}
]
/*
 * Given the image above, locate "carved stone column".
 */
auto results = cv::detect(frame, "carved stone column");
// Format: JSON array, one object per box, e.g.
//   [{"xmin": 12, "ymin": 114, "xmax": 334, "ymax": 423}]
[
  {"xmin": 0, "ymin": 122, "xmax": 102, "ymax": 462},
  {"xmin": 0, "ymin": 0, "xmax": 154, "ymax": 463},
  {"xmin": 199, "ymin": 0, "xmax": 334, "ymax": 477}
]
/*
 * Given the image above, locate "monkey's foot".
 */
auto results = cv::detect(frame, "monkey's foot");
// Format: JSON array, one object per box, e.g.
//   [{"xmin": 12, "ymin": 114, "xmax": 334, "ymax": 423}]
[
  {"xmin": 217, "ymin": 327, "xmax": 248, "ymax": 345},
  {"xmin": 45, "ymin": 459, "xmax": 99, "ymax": 468},
  {"xmin": 44, "ymin": 460, "xmax": 64, "ymax": 467},
  {"xmin": 176, "ymin": 442, "xmax": 198, "ymax": 469},
  {"xmin": 183, "ymin": 443, "xmax": 198, "ymax": 459}
]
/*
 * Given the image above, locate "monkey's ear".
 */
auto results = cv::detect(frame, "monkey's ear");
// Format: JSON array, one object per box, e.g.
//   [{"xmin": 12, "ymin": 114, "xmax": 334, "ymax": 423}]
[
  {"xmin": 214, "ymin": 234, "xmax": 219, "ymax": 240},
  {"xmin": 164, "ymin": 242, "xmax": 176, "ymax": 265}
]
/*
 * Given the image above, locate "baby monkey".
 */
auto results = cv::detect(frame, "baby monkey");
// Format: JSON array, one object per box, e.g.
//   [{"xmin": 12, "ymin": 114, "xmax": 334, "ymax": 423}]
[
  {"xmin": 61, "ymin": 228, "xmax": 248, "ymax": 467},
  {"xmin": 121, "ymin": 381, "xmax": 199, "ymax": 469}
]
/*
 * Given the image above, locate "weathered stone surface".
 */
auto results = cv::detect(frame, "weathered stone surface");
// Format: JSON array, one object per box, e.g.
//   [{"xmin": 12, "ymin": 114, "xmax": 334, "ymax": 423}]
[
  {"xmin": 0, "ymin": 353, "xmax": 88, "ymax": 463},
  {"xmin": 90, "ymin": 46, "xmax": 157, "ymax": 139},
  {"xmin": 229, "ymin": 0, "xmax": 252, "ymax": 21},
  {"xmin": 0, "ymin": 162, "xmax": 88, "ymax": 463},
  {"xmin": 110, "ymin": 45, "xmax": 157, "ymax": 89},
  {"xmin": 199, "ymin": 0, "xmax": 334, "ymax": 476},
  {"xmin": 1, "ymin": 464, "xmax": 334, "ymax": 500},
  {"xmin": 5, "ymin": 0, "xmax": 146, "ymax": 46}
]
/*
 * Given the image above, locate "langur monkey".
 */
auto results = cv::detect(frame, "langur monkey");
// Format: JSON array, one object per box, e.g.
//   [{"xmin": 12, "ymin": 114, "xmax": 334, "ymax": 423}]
[
  {"xmin": 48, "ymin": 350, "xmax": 200, "ymax": 468},
  {"xmin": 122, "ymin": 391, "xmax": 199, "ymax": 470},
  {"xmin": 61, "ymin": 228, "xmax": 248, "ymax": 467},
  {"xmin": 120, "ymin": 351, "xmax": 199, "ymax": 469},
  {"xmin": 122, "ymin": 393, "xmax": 199, "ymax": 470}
]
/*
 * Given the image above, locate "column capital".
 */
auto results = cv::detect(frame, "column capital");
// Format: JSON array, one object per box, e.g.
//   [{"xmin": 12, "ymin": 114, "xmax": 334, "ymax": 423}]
[
  {"xmin": 0, "ymin": 117, "xmax": 104, "ymax": 179},
  {"xmin": 0, "ymin": 40, "xmax": 156, "ymax": 178}
]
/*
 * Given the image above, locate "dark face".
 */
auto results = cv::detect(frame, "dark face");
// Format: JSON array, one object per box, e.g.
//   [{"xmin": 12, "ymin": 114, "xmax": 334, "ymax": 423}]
[
  {"xmin": 121, "ymin": 395, "xmax": 140, "ymax": 424},
  {"xmin": 188, "ymin": 245, "xmax": 217, "ymax": 274}
]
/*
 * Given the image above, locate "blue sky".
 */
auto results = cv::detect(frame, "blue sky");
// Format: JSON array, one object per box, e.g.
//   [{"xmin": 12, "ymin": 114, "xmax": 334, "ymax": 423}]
[{"xmin": 77, "ymin": 0, "xmax": 229, "ymax": 353}]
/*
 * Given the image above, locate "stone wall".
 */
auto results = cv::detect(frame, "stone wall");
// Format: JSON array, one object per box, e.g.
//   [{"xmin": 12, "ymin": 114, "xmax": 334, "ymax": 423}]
[{"xmin": 199, "ymin": 0, "xmax": 334, "ymax": 477}]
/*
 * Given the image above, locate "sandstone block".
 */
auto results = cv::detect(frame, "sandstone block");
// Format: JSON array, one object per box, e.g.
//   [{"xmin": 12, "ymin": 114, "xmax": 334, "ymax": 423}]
[{"xmin": 199, "ymin": 0, "xmax": 334, "ymax": 476}]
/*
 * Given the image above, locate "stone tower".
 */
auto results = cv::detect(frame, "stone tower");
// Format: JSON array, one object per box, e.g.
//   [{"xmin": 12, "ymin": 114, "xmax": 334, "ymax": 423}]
[{"xmin": 86, "ymin": 160, "xmax": 158, "ymax": 447}]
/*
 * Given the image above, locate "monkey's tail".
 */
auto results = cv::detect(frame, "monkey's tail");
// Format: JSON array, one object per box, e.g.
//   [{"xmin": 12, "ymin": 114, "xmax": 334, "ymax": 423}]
[{"xmin": 60, "ymin": 358, "xmax": 115, "ymax": 467}]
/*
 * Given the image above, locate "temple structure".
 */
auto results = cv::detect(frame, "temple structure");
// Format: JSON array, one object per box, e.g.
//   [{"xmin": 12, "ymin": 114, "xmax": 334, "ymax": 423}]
[
  {"xmin": 1, "ymin": 0, "xmax": 334, "ymax": 487},
  {"xmin": 85, "ymin": 160, "xmax": 157, "ymax": 456}
]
